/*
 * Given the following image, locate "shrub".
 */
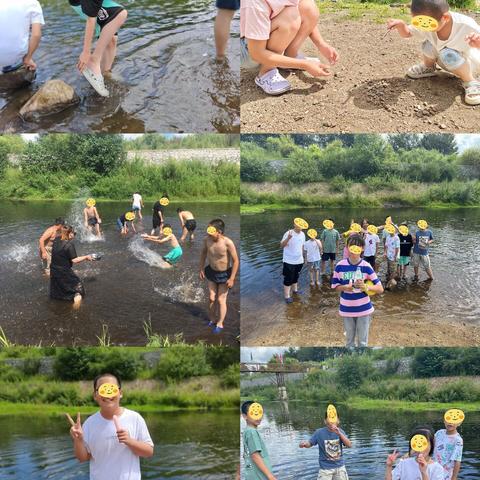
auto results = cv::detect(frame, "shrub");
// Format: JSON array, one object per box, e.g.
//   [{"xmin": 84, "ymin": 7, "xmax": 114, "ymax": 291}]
[
  {"xmin": 329, "ymin": 175, "xmax": 352, "ymax": 193},
  {"xmin": 220, "ymin": 364, "xmax": 240, "ymax": 389},
  {"xmin": 335, "ymin": 354, "xmax": 373, "ymax": 390},
  {"xmin": 99, "ymin": 350, "xmax": 142, "ymax": 381},
  {"xmin": 205, "ymin": 347, "xmax": 239, "ymax": 371},
  {"xmin": 53, "ymin": 348, "xmax": 97, "ymax": 381},
  {"xmin": 155, "ymin": 345, "xmax": 211, "ymax": 382}
]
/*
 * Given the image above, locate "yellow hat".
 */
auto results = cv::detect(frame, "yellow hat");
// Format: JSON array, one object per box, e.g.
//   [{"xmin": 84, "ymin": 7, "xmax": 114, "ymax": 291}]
[
  {"xmin": 398, "ymin": 225, "xmax": 409, "ymax": 236},
  {"xmin": 411, "ymin": 15, "xmax": 439, "ymax": 31},
  {"xmin": 323, "ymin": 219, "xmax": 334, "ymax": 230},
  {"xmin": 326, "ymin": 404, "xmax": 338, "ymax": 423},
  {"xmin": 207, "ymin": 226, "xmax": 217, "ymax": 235},
  {"xmin": 364, "ymin": 279, "xmax": 377, "ymax": 296},
  {"xmin": 294, "ymin": 218, "xmax": 309, "ymax": 230},
  {"xmin": 444, "ymin": 409, "xmax": 465, "ymax": 425},
  {"xmin": 350, "ymin": 223, "xmax": 362, "ymax": 233},
  {"xmin": 367, "ymin": 225, "xmax": 378, "ymax": 235},
  {"xmin": 86, "ymin": 198, "xmax": 96, "ymax": 207},
  {"xmin": 163, "ymin": 227, "xmax": 172, "ymax": 236},
  {"xmin": 385, "ymin": 224, "xmax": 396, "ymax": 235},
  {"xmin": 98, "ymin": 383, "xmax": 120, "ymax": 399},
  {"xmin": 248, "ymin": 402, "xmax": 264, "ymax": 421},
  {"xmin": 349, "ymin": 245, "xmax": 362, "ymax": 255},
  {"xmin": 160, "ymin": 197, "xmax": 169, "ymax": 206},
  {"xmin": 417, "ymin": 219, "xmax": 428, "ymax": 230},
  {"xmin": 125, "ymin": 212, "xmax": 135, "ymax": 221},
  {"xmin": 307, "ymin": 228, "xmax": 318, "ymax": 239},
  {"xmin": 410, "ymin": 434, "xmax": 429, "ymax": 453}
]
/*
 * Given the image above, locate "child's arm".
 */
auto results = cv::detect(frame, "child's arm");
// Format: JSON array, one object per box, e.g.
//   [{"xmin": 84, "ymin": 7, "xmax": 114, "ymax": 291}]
[
  {"xmin": 386, "ymin": 19, "xmax": 412, "ymax": 38},
  {"xmin": 142, "ymin": 234, "xmax": 169, "ymax": 244},
  {"xmin": 385, "ymin": 449, "xmax": 399, "ymax": 480},
  {"xmin": 116, "ymin": 430, "xmax": 154, "ymax": 458},
  {"xmin": 299, "ymin": 440, "xmax": 313, "ymax": 448},
  {"xmin": 451, "ymin": 461, "xmax": 461, "ymax": 480},
  {"xmin": 248, "ymin": 39, "xmax": 331, "ymax": 77},
  {"xmin": 331, "ymin": 426, "xmax": 352, "ymax": 448},
  {"xmin": 24, "ymin": 23, "xmax": 42, "ymax": 70},
  {"xmin": 316, "ymin": 239, "xmax": 323, "ymax": 254},
  {"xmin": 131, "ymin": 222, "xmax": 137, "ymax": 233},
  {"xmin": 83, "ymin": 209, "xmax": 88, "ymax": 227},
  {"xmin": 250, "ymin": 452, "xmax": 277, "ymax": 480},
  {"xmin": 280, "ymin": 230, "xmax": 293, "ymax": 248},
  {"xmin": 178, "ymin": 212, "xmax": 185, "ymax": 228},
  {"xmin": 309, "ymin": 28, "xmax": 338, "ymax": 65},
  {"xmin": 77, "ymin": 17, "xmax": 97, "ymax": 72},
  {"xmin": 94, "ymin": 207, "xmax": 101, "ymax": 222},
  {"xmin": 199, "ymin": 239, "xmax": 208, "ymax": 279},
  {"xmin": 465, "ymin": 32, "xmax": 480, "ymax": 48},
  {"xmin": 66, "ymin": 413, "xmax": 91, "ymax": 463},
  {"xmin": 226, "ymin": 239, "xmax": 239, "ymax": 288}
]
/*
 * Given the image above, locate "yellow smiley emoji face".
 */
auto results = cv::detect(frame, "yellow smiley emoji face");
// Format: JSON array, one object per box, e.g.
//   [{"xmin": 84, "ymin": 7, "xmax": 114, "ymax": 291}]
[
  {"xmin": 160, "ymin": 197, "xmax": 169, "ymax": 206},
  {"xmin": 307, "ymin": 228, "xmax": 318, "ymax": 239},
  {"xmin": 350, "ymin": 223, "xmax": 362, "ymax": 233},
  {"xmin": 323, "ymin": 219, "xmax": 334, "ymax": 230},
  {"xmin": 367, "ymin": 225, "xmax": 378, "ymax": 235},
  {"xmin": 86, "ymin": 198, "xmax": 96, "ymax": 207},
  {"xmin": 398, "ymin": 225, "xmax": 409, "ymax": 236},
  {"xmin": 125, "ymin": 212, "xmax": 135, "ymax": 221},
  {"xmin": 163, "ymin": 227, "xmax": 172, "ymax": 236},
  {"xmin": 385, "ymin": 224, "xmax": 396, "ymax": 235},
  {"xmin": 207, "ymin": 226, "xmax": 217, "ymax": 235},
  {"xmin": 248, "ymin": 402, "xmax": 264, "ymax": 420},
  {"xmin": 412, "ymin": 15, "xmax": 439, "ymax": 31},
  {"xmin": 327, "ymin": 404, "xmax": 338, "ymax": 422},
  {"xmin": 410, "ymin": 434, "xmax": 429, "ymax": 453},
  {"xmin": 444, "ymin": 409, "xmax": 465, "ymax": 425},
  {"xmin": 417, "ymin": 219, "xmax": 428, "ymax": 230},
  {"xmin": 294, "ymin": 218, "xmax": 309, "ymax": 230},
  {"xmin": 98, "ymin": 383, "xmax": 120, "ymax": 399},
  {"xmin": 349, "ymin": 245, "xmax": 362, "ymax": 255}
]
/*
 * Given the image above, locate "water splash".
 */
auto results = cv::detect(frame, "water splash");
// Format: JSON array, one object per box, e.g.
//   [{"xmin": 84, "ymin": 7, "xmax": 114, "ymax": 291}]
[
  {"xmin": 128, "ymin": 236, "xmax": 171, "ymax": 269},
  {"xmin": 68, "ymin": 189, "xmax": 105, "ymax": 244},
  {"xmin": 154, "ymin": 272, "xmax": 204, "ymax": 304}
]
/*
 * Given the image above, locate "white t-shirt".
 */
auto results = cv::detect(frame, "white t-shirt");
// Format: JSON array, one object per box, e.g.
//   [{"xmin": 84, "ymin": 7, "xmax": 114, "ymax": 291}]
[
  {"xmin": 0, "ymin": 0, "xmax": 44, "ymax": 69},
  {"xmin": 392, "ymin": 457, "xmax": 444, "ymax": 480},
  {"xmin": 83, "ymin": 409, "xmax": 154, "ymax": 480},
  {"xmin": 385, "ymin": 234, "xmax": 400, "ymax": 261},
  {"xmin": 304, "ymin": 239, "xmax": 321, "ymax": 262},
  {"xmin": 132, "ymin": 194, "xmax": 143, "ymax": 209},
  {"xmin": 281, "ymin": 230, "xmax": 305, "ymax": 264},
  {"xmin": 409, "ymin": 11, "xmax": 480, "ymax": 67},
  {"xmin": 433, "ymin": 430, "xmax": 463, "ymax": 480},
  {"xmin": 364, "ymin": 233, "xmax": 380, "ymax": 257}
]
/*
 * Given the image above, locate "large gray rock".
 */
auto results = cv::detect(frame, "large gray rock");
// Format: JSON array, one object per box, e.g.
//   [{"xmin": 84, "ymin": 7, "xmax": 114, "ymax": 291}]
[
  {"xmin": 0, "ymin": 66, "xmax": 35, "ymax": 90},
  {"xmin": 19, "ymin": 79, "xmax": 79, "ymax": 121}
]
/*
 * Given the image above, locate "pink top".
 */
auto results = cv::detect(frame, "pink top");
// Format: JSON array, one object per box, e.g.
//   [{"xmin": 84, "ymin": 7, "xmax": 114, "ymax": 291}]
[{"xmin": 240, "ymin": 0, "xmax": 300, "ymax": 40}]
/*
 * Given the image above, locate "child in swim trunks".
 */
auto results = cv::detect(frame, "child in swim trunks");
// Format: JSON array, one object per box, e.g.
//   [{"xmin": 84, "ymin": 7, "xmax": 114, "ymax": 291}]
[
  {"xmin": 215, "ymin": 0, "xmax": 239, "ymax": 60},
  {"xmin": 117, "ymin": 211, "xmax": 136, "ymax": 235},
  {"xmin": 177, "ymin": 207, "xmax": 197, "ymax": 242},
  {"xmin": 83, "ymin": 198, "xmax": 102, "ymax": 236},
  {"xmin": 141, "ymin": 224, "xmax": 183, "ymax": 268},
  {"xmin": 69, "ymin": 0, "xmax": 128, "ymax": 97},
  {"xmin": 66, "ymin": 373, "xmax": 154, "ymax": 479},
  {"xmin": 199, "ymin": 219, "xmax": 239, "ymax": 334}
]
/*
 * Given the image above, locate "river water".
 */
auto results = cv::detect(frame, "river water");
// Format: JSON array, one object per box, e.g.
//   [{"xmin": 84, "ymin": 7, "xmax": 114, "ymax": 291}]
[
  {"xmin": 0, "ymin": 200, "xmax": 239, "ymax": 346},
  {"xmin": 0, "ymin": 0, "xmax": 239, "ymax": 133}
]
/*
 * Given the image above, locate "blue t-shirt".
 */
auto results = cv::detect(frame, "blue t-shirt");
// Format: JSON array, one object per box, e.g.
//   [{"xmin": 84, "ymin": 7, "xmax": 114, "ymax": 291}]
[
  {"xmin": 309, "ymin": 427, "xmax": 347, "ymax": 469},
  {"xmin": 413, "ymin": 229, "xmax": 433, "ymax": 255}
]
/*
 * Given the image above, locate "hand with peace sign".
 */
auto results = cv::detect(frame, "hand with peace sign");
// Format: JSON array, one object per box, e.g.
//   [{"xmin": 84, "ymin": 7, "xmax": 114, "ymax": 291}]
[
  {"xmin": 386, "ymin": 449, "xmax": 399, "ymax": 466},
  {"xmin": 66, "ymin": 412, "xmax": 84, "ymax": 441}
]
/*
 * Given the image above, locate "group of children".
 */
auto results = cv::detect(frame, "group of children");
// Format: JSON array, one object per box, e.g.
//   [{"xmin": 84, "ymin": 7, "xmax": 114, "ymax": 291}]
[
  {"xmin": 242, "ymin": 402, "xmax": 465, "ymax": 480},
  {"xmin": 241, "ymin": 0, "xmax": 480, "ymax": 105},
  {"xmin": 280, "ymin": 216, "xmax": 434, "ymax": 347}
]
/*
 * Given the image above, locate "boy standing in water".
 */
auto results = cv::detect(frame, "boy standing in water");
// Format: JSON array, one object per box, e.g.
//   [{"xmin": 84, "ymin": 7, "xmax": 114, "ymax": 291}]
[
  {"xmin": 320, "ymin": 219, "xmax": 340, "ymax": 276},
  {"xmin": 38, "ymin": 217, "xmax": 65, "ymax": 276},
  {"xmin": 241, "ymin": 401, "xmax": 277, "ymax": 480},
  {"xmin": 83, "ymin": 198, "xmax": 102, "ymax": 236},
  {"xmin": 397, "ymin": 224, "xmax": 413, "ymax": 279},
  {"xmin": 141, "ymin": 224, "xmax": 183, "ymax": 268},
  {"xmin": 384, "ymin": 224, "xmax": 400, "ymax": 282},
  {"xmin": 151, "ymin": 195, "xmax": 168, "ymax": 236},
  {"xmin": 412, "ymin": 219, "xmax": 434, "ymax": 281},
  {"xmin": 199, "ymin": 219, "xmax": 239, "ymax": 334},
  {"xmin": 177, "ymin": 207, "xmax": 197, "ymax": 242},
  {"xmin": 132, "ymin": 192, "xmax": 144, "ymax": 220},
  {"xmin": 214, "ymin": 0, "xmax": 239, "ymax": 60},
  {"xmin": 69, "ymin": 0, "xmax": 128, "ymax": 97},
  {"xmin": 66, "ymin": 373, "xmax": 154, "ymax": 479}
]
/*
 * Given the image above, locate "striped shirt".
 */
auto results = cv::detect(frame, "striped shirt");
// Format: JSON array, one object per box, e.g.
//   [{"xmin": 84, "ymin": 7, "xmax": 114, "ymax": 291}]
[{"xmin": 331, "ymin": 259, "xmax": 381, "ymax": 317}]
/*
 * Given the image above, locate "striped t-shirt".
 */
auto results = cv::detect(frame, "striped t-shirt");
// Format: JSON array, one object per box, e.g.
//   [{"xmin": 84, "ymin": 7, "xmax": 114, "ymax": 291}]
[{"xmin": 331, "ymin": 259, "xmax": 381, "ymax": 317}]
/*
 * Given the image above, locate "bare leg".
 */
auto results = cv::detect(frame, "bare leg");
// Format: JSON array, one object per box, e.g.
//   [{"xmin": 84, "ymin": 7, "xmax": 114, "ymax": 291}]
[
  {"xmin": 423, "ymin": 54, "xmax": 436, "ymax": 69},
  {"xmin": 180, "ymin": 227, "xmax": 188, "ymax": 243},
  {"xmin": 309, "ymin": 268, "xmax": 314, "ymax": 285},
  {"xmin": 321, "ymin": 260, "xmax": 326, "ymax": 275},
  {"xmin": 214, "ymin": 8, "xmax": 235, "ymax": 59},
  {"xmin": 216, "ymin": 283, "xmax": 229, "ymax": 328},
  {"xmin": 95, "ymin": 224, "xmax": 101, "ymax": 236},
  {"xmin": 315, "ymin": 269, "xmax": 320, "ymax": 284},
  {"xmin": 101, "ymin": 35, "xmax": 117, "ymax": 74},
  {"xmin": 283, "ymin": 285, "xmax": 291, "ymax": 299},
  {"xmin": 330, "ymin": 259, "xmax": 334, "ymax": 275},
  {"xmin": 448, "ymin": 61, "xmax": 475, "ymax": 82},
  {"xmin": 284, "ymin": 0, "xmax": 319, "ymax": 58},
  {"xmin": 73, "ymin": 294, "xmax": 82, "ymax": 310},
  {"xmin": 207, "ymin": 281, "xmax": 218, "ymax": 323},
  {"xmin": 426, "ymin": 267, "xmax": 434, "ymax": 280}
]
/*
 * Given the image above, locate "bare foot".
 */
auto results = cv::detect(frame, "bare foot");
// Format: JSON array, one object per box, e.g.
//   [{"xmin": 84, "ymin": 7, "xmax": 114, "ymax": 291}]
[{"xmin": 73, "ymin": 294, "xmax": 82, "ymax": 310}]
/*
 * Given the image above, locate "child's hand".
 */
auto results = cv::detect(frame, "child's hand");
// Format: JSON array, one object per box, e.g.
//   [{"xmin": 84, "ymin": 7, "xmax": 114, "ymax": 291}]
[
  {"xmin": 117, "ymin": 428, "xmax": 131, "ymax": 445},
  {"xmin": 386, "ymin": 19, "xmax": 407, "ymax": 34},
  {"xmin": 318, "ymin": 43, "xmax": 339, "ymax": 65},
  {"xmin": 199, "ymin": 269, "xmax": 205, "ymax": 280},
  {"xmin": 305, "ymin": 61, "xmax": 331, "ymax": 77},
  {"xmin": 226, "ymin": 277, "xmax": 235, "ymax": 288},
  {"xmin": 344, "ymin": 282, "xmax": 354, "ymax": 292},
  {"xmin": 23, "ymin": 55, "xmax": 37, "ymax": 71},
  {"xmin": 77, "ymin": 50, "xmax": 91, "ymax": 72},
  {"xmin": 141, "ymin": 233, "xmax": 148, "ymax": 238},
  {"xmin": 299, "ymin": 440, "xmax": 309, "ymax": 448},
  {"xmin": 354, "ymin": 279, "xmax": 365, "ymax": 289},
  {"xmin": 66, "ymin": 412, "xmax": 84, "ymax": 441},
  {"xmin": 465, "ymin": 32, "xmax": 480, "ymax": 48},
  {"xmin": 386, "ymin": 449, "xmax": 399, "ymax": 466},
  {"xmin": 417, "ymin": 453, "xmax": 428, "ymax": 473},
  {"xmin": 330, "ymin": 425, "xmax": 341, "ymax": 435}
]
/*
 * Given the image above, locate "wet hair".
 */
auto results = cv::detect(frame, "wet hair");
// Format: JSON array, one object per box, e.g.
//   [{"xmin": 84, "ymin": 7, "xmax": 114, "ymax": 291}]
[
  {"xmin": 163, "ymin": 223, "xmax": 172, "ymax": 229},
  {"xmin": 162, "ymin": 193, "xmax": 169, "ymax": 198},
  {"xmin": 411, "ymin": 0, "xmax": 449, "ymax": 20},
  {"xmin": 241, "ymin": 400, "xmax": 255, "ymax": 415},
  {"xmin": 409, "ymin": 425, "xmax": 435, "ymax": 456},
  {"xmin": 55, "ymin": 217, "xmax": 65, "ymax": 226},
  {"xmin": 328, "ymin": 218, "xmax": 334, "ymax": 222},
  {"xmin": 176, "ymin": 207, "xmax": 184, "ymax": 213},
  {"xmin": 347, "ymin": 233, "xmax": 365, "ymax": 248},
  {"xmin": 209, "ymin": 218, "xmax": 225, "ymax": 234},
  {"xmin": 60, "ymin": 225, "xmax": 75, "ymax": 241},
  {"xmin": 93, "ymin": 373, "xmax": 122, "ymax": 391}
]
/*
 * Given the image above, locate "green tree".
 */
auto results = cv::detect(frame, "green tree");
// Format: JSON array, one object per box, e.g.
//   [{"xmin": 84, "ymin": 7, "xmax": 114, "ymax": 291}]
[
  {"xmin": 0, "ymin": 141, "xmax": 9, "ymax": 176},
  {"xmin": 411, "ymin": 348, "xmax": 457, "ymax": 378},
  {"xmin": 420, "ymin": 134, "xmax": 458, "ymax": 155},
  {"xmin": 335, "ymin": 354, "xmax": 373, "ymax": 390},
  {"xmin": 387, "ymin": 134, "xmax": 422, "ymax": 151}
]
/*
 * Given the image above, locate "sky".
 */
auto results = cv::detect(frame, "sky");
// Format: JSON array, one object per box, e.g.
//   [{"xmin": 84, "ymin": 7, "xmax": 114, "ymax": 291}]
[{"xmin": 241, "ymin": 347, "xmax": 291, "ymax": 363}]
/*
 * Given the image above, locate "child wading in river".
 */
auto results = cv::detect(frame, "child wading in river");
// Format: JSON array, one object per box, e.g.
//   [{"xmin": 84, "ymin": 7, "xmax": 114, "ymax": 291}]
[{"xmin": 142, "ymin": 224, "xmax": 183, "ymax": 268}]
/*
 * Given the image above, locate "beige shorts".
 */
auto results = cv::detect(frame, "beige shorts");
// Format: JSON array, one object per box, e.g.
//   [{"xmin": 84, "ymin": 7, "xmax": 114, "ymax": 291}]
[
  {"xmin": 317, "ymin": 465, "xmax": 349, "ymax": 480},
  {"xmin": 411, "ymin": 252, "xmax": 431, "ymax": 270},
  {"xmin": 42, "ymin": 245, "xmax": 53, "ymax": 273}
]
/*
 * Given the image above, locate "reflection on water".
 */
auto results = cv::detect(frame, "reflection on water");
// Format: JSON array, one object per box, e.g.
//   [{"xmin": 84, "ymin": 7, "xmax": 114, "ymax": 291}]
[
  {"xmin": 241, "ymin": 207, "xmax": 480, "ymax": 339},
  {"xmin": 240, "ymin": 402, "xmax": 480, "ymax": 479},
  {"xmin": 0, "ymin": 0, "xmax": 239, "ymax": 133},
  {"xmin": 0, "ymin": 410, "xmax": 239, "ymax": 479},
  {"xmin": 0, "ymin": 200, "xmax": 239, "ymax": 346}
]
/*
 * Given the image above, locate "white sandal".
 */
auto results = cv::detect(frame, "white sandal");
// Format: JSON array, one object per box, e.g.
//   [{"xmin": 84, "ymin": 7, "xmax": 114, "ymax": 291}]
[
  {"xmin": 463, "ymin": 80, "xmax": 480, "ymax": 105},
  {"xmin": 406, "ymin": 63, "xmax": 437, "ymax": 79},
  {"xmin": 82, "ymin": 67, "xmax": 109, "ymax": 97}
]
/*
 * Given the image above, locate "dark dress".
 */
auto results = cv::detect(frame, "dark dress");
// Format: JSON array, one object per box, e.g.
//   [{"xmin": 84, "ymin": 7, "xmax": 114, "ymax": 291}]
[{"xmin": 49, "ymin": 238, "xmax": 85, "ymax": 301}]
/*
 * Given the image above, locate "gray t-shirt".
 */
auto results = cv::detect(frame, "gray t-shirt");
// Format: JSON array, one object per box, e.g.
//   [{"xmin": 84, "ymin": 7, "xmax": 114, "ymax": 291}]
[
  {"xmin": 320, "ymin": 229, "xmax": 340, "ymax": 254},
  {"xmin": 309, "ymin": 427, "xmax": 347, "ymax": 469},
  {"xmin": 243, "ymin": 426, "xmax": 272, "ymax": 480},
  {"xmin": 413, "ymin": 229, "xmax": 433, "ymax": 255}
]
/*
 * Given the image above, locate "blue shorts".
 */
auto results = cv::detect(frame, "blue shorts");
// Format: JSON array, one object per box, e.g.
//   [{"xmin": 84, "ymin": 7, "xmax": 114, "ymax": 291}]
[
  {"xmin": 216, "ymin": 0, "xmax": 240, "ymax": 10},
  {"xmin": 132, "ymin": 206, "xmax": 141, "ymax": 212},
  {"xmin": 116, "ymin": 218, "xmax": 124, "ymax": 229},
  {"xmin": 163, "ymin": 245, "xmax": 183, "ymax": 265},
  {"xmin": 308, "ymin": 260, "xmax": 320, "ymax": 270}
]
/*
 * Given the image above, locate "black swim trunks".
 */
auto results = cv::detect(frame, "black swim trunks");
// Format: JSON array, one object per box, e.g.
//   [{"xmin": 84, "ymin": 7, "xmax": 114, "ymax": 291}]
[
  {"xmin": 87, "ymin": 217, "xmax": 98, "ymax": 226},
  {"xmin": 185, "ymin": 219, "xmax": 197, "ymax": 232},
  {"xmin": 69, "ymin": 0, "xmax": 124, "ymax": 30},
  {"xmin": 282, "ymin": 262, "xmax": 303, "ymax": 287},
  {"xmin": 205, "ymin": 265, "xmax": 232, "ymax": 284}
]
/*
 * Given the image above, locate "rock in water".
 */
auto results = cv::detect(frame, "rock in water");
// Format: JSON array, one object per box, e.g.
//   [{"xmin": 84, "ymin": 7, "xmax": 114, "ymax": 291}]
[
  {"xmin": 0, "ymin": 66, "xmax": 35, "ymax": 90},
  {"xmin": 19, "ymin": 80, "xmax": 79, "ymax": 120}
]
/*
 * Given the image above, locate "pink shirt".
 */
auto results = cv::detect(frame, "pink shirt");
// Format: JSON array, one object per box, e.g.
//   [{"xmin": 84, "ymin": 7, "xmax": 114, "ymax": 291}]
[{"xmin": 240, "ymin": 0, "xmax": 299, "ymax": 40}]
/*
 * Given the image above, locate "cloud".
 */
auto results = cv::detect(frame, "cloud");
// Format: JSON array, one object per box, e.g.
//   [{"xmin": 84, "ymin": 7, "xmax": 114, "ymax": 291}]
[{"xmin": 241, "ymin": 347, "xmax": 292, "ymax": 363}]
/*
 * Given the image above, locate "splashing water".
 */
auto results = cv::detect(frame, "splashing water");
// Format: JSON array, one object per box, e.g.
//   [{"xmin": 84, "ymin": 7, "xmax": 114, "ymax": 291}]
[
  {"xmin": 1, "ymin": 243, "xmax": 32, "ymax": 262},
  {"xmin": 128, "ymin": 236, "xmax": 171, "ymax": 269},
  {"xmin": 68, "ymin": 190, "xmax": 105, "ymax": 244},
  {"xmin": 154, "ymin": 272, "xmax": 205, "ymax": 304}
]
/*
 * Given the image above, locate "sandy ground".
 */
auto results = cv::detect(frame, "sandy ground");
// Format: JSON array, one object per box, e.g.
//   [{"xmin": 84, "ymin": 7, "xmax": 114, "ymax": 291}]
[{"xmin": 241, "ymin": 14, "xmax": 480, "ymax": 133}]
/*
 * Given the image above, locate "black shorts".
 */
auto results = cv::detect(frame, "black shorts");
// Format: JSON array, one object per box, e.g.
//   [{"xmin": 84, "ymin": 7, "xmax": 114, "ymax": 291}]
[
  {"xmin": 184, "ymin": 219, "xmax": 197, "ymax": 232},
  {"xmin": 322, "ymin": 252, "xmax": 336, "ymax": 261},
  {"xmin": 364, "ymin": 255, "xmax": 376, "ymax": 268},
  {"xmin": 87, "ymin": 217, "xmax": 98, "ymax": 226},
  {"xmin": 216, "ymin": 0, "xmax": 240, "ymax": 10},
  {"xmin": 282, "ymin": 262, "xmax": 303, "ymax": 287},
  {"xmin": 205, "ymin": 265, "xmax": 232, "ymax": 284},
  {"xmin": 70, "ymin": 0, "xmax": 124, "ymax": 31},
  {"xmin": 152, "ymin": 216, "xmax": 162, "ymax": 229}
]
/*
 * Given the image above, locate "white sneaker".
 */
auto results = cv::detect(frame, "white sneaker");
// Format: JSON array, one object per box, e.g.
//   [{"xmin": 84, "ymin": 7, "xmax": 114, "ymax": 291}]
[
  {"xmin": 82, "ymin": 67, "xmax": 109, "ymax": 97},
  {"xmin": 255, "ymin": 68, "xmax": 291, "ymax": 95}
]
